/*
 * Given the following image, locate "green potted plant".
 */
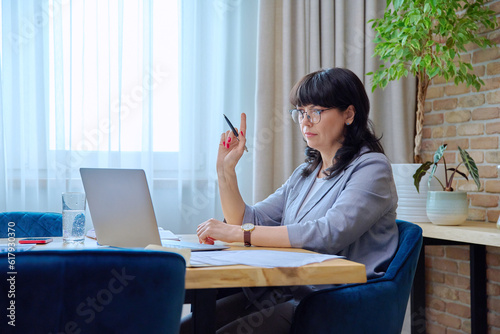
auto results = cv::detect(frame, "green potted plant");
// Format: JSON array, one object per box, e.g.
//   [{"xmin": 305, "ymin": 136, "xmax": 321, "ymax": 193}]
[
  {"xmin": 368, "ymin": 0, "xmax": 497, "ymax": 163},
  {"xmin": 413, "ymin": 144, "xmax": 480, "ymax": 225}
]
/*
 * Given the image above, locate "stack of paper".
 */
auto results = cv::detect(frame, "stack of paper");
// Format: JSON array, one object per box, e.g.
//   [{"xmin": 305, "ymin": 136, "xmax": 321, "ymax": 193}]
[{"xmin": 158, "ymin": 228, "xmax": 180, "ymax": 240}]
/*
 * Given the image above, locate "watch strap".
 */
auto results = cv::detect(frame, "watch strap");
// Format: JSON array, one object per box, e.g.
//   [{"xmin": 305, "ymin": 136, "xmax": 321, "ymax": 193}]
[{"xmin": 244, "ymin": 230, "xmax": 251, "ymax": 247}]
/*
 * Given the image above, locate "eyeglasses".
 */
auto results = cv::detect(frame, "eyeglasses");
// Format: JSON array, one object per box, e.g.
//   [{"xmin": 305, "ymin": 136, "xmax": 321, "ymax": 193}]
[{"xmin": 289, "ymin": 107, "xmax": 335, "ymax": 124}]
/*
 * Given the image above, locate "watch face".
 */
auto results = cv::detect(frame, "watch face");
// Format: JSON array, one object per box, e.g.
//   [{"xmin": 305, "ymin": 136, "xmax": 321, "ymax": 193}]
[{"xmin": 242, "ymin": 223, "xmax": 254, "ymax": 231}]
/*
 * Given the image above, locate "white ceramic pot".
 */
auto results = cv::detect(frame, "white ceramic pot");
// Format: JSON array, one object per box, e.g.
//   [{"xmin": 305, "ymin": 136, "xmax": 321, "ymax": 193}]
[
  {"xmin": 391, "ymin": 164, "xmax": 444, "ymax": 222},
  {"xmin": 426, "ymin": 191, "xmax": 468, "ymax": 226}
]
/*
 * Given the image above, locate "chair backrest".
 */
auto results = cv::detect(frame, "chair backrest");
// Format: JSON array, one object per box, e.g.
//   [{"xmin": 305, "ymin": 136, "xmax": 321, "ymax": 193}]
[
  {"xmin": 383, "ymin": 219, "xmax": 424, "ymax": 330},
  {"xmin": 0, "ymin": 249, "xmax": 186, "ymax": 334},
  {"xmin": 290, "ymin": 220, "xmax": 422, "ymax": 334},
  {"xmin": 0, "ymin": 211, "xmax": 63, "ymax": 237},
  {"xmin": 383, "ymin": 219, "xmax": 423, "ymax": 282}
]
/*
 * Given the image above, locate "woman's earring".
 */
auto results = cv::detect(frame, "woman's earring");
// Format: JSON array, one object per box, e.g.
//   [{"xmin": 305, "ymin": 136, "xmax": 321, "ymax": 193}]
[{"xmin": 346, "ymin": 122, "xmax": 350, "ymax": 125}]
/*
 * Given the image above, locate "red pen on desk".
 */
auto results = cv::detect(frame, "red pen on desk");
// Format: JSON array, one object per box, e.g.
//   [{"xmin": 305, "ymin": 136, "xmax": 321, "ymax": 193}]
[{"xmin": 19, "ymin": 238, "xmax": 53, "ymax": 244}]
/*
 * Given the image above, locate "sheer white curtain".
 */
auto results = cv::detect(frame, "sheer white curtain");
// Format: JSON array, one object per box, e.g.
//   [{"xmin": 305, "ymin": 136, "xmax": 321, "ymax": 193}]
[
  {"xmin": 0, "ymin": 0, "xmax": 258, "ymax": 233},
  {"xmin": 1, "ymin": 0, "xmax": 162, "ymax": 219},
  {"xmin": 177, "ymin": 0, "xmax": 258, "ymax": 232},
  {"xmin": 0, "ymin": 0, "xmax": 59, "ymax": 211}
]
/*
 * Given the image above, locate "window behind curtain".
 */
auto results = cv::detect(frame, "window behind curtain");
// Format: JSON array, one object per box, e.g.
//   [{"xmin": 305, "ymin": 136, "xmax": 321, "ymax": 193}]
[
  {"xmin": 0, "ymin": 0, "xmax": 258, "ymax": 234},
  {"xmin": 48, "ymin": 0, "xmax": 178, "ymax": 153}
]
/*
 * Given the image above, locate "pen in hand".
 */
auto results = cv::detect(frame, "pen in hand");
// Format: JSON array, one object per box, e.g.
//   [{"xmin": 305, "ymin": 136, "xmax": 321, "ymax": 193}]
[{"xmin": 223, "ymin": 114, "xmax": 248, "ymax": 152}]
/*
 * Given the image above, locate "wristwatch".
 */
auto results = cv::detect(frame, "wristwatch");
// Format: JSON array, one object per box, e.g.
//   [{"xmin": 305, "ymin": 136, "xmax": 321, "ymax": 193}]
[{"xmin": 241, "ymin": 223, "xmax": 255, "ymax": 247}]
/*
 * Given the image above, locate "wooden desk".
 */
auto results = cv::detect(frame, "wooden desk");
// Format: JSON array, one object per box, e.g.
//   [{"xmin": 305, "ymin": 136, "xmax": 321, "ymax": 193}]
[
  {"xmin": 2, "ymin": 236, "xmax": 367, "ymax": 334},
  {"xmin": 411, "ymin": 221, "xmax": 500, "ymax": 334},
  {"xmin": 179, "ymin": 235, "xmax": 366, "ymax": 334},
  {"xmin": 186, "ymin": 258, "xmax": 365, "ymax": 334},
  {"xmin": 184, "ymin": 243, "xmax": 366, "ymax": 290}
]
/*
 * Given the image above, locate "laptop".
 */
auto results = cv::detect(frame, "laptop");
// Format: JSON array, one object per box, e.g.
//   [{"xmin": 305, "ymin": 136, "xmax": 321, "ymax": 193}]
[{"xmin": 80, "ymin": 168, "xmax": 228, "ymax": 251}]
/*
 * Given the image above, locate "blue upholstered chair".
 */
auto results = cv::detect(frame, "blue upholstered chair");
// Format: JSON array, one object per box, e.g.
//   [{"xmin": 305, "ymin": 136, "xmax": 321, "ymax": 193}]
[
  {"xmin": 0, "ymin": 249, "xmax": 186, "ymax": 334},
  {"xmin": 0, "ymin": 211, "xmax": 62, "ymax": 237},
  {"xmin": 290, "ymin": 220, "xmax": 423, "ymax": 334}
]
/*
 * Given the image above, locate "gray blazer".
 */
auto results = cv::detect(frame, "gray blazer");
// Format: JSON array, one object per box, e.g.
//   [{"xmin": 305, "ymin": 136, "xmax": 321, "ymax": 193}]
[{"xmin": 243, "ymin": 150, "xmax": 399, "ymax": 278}]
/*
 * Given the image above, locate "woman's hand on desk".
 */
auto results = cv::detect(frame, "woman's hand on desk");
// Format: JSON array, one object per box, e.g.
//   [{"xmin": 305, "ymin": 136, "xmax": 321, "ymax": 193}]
[{"xmin": 197, "ymin": 218, "xmax": 242, "ymax": 244}]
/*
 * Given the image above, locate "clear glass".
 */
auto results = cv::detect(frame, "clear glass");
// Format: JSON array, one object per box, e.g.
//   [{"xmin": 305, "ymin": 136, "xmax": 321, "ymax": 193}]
[{"xmin": 62, "ymin": 192, "xmax": 86, "ymax": 244}]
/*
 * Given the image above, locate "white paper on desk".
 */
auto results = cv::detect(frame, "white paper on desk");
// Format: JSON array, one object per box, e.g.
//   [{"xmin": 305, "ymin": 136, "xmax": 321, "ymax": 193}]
[
  {"xmin": 158, "ymin": 228, "xmax": 180, "ymax": 240},
  {"xmin": 189, "ymin": 250, "xmax": 343, "ymax": 268}
]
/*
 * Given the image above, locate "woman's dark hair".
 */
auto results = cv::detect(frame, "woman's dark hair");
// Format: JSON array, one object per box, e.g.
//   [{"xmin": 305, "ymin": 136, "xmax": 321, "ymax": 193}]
[{"xmin": 289, "ymin": 67, "xmax": 384, "ymax": 179}]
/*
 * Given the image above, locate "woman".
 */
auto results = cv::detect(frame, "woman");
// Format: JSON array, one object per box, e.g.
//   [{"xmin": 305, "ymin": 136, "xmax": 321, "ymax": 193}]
[{"xmin": 183, "ymin": 68, "xmax": 399, "ymax": 333}]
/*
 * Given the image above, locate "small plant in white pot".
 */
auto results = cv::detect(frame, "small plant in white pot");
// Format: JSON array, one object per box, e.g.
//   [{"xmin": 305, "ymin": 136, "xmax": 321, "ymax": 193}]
[{"xmin": 413, "ymin": 144, "xmax": 480, "ymax": 225}]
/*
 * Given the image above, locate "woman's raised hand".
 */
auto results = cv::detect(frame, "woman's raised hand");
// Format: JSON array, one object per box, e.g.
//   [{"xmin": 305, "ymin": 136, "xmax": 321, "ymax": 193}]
[{"xmin": 217, "ymin": 113, "xmax": 247, "ymax": 173}]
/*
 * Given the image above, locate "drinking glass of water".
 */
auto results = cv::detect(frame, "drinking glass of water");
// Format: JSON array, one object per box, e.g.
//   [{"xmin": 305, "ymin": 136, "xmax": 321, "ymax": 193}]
[{"xmin": 62, "ymin": 192, "xmax": 86, "ymax": 244}]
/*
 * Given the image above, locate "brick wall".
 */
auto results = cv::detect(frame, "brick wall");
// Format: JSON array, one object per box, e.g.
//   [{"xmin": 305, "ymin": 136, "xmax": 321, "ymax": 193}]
[
  {"xmin": 420, "ymin": 1, "xmax": 500, "ymax": 332},
  {"xmin": 423, "ymin": 245, "xmax": 500, "ymax": 333}
]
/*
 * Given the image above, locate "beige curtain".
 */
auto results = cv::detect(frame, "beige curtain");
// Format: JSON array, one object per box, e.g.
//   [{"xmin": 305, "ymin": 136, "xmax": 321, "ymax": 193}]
[{"xmin": 252, "ymin": 0, "xmax": 416, "ymax": 202}]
